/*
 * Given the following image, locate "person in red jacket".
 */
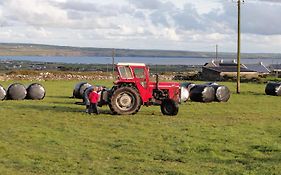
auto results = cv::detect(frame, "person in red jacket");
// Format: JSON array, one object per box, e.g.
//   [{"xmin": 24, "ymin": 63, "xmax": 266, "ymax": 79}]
[{"xmin": 88, "ymin": 87, "xmax": 99, "ymax": 115}]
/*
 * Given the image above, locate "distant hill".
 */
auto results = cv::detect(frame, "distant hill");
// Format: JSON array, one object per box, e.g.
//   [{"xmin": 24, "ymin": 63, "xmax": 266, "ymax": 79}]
[{"xmin": 0, "ymin": 43, "xmax": 281, "ymax": 59}]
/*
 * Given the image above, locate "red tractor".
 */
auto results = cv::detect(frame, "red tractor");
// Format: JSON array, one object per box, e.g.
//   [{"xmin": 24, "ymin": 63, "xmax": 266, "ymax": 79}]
[{"xmin": 100, "ymin": 63, "xmax": 181, "ymax": 116}]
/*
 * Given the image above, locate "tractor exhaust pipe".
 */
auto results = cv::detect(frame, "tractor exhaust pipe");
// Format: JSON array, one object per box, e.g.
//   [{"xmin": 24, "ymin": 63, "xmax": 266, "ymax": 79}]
[{"xmin": 155, "ymin": 74, "xmax": 159, "ymax": 90}]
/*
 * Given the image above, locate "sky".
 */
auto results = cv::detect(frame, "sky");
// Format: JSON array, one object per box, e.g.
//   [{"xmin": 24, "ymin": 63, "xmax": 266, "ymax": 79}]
[{"xmin": 0, "ymin": 0, "xmax": 281, "ymax": 53}]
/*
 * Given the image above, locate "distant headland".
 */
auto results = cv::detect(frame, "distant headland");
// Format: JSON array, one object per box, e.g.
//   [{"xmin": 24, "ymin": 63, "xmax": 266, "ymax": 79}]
[{"xmin": 0, "ymin": 43, "xmax": 281, "ymax": 59}]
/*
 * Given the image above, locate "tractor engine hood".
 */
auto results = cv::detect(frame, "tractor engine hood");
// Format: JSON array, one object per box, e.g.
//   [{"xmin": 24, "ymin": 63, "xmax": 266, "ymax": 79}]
[
  {"xmin": 149, "ymin": 82, "xmax": 181, "ymax": 102},
  {"xmin": 150, "ymin": 82, "xmax": 180, "ymax": 89},
  {"xmin": 151, "ymin": 82, "xmax": 180, "ymax": 88}
]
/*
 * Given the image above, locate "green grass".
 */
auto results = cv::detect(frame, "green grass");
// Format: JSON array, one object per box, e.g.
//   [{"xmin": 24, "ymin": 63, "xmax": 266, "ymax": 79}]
[{"xmin": 0, "ymin": 80, "xmax": 281, "ymax": 175}]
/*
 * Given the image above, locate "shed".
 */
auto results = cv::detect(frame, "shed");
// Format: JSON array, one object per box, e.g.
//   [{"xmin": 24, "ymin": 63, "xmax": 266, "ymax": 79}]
[
  {"xmin": 202, "ymin": 66, "xmax": 257, "ymax": 81},
  {"xmin": 269, "ymin": 64, "xmax": 281, "ymax": 78}
]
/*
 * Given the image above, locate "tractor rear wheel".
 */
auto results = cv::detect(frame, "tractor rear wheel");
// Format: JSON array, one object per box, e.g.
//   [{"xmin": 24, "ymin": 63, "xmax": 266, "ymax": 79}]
[
  {"xmin": 109, "ymin": 86, "xmax": 141, "ymax": 115},
  {"xmin": 161, "ymin": 99, "xmax": 179, "ymax": 116}
]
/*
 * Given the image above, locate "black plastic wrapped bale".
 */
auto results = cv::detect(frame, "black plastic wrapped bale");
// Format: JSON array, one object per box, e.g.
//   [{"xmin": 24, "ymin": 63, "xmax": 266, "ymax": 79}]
[
  {"xmin": 210, "ymin": 85, "xmax": 231, "ymax": 102},
  {"xmin": 180, "ymin": 82, "xmax": 196, "ymax": 92},
  {"xmin": 189, "ymin": 85, "xmax": 215, "ymax": 102},
  {"xmin": 7, "ymin": 83, "xmax": 27, "ymax": 100},
  {"xmin": 99, "ymin": 88, "xmax": 110, "ymax": 106},
  {"xmin": 265, "ymin": 82, "xmax": 281, "ymax": 96},
  {"xmin": 0, "ymin": 85, "xmax": 6, "ymax": 100},
  {"xmin": 204, "ymin": 82, "xmax": 219, "ymax": 86},
  {"xmin": 26, "ymin": 83, "xmax": 46, "ymax": 100},
  {"xmin": 73, "ymin": 82, "xmax": 92, "ymax": 99}
]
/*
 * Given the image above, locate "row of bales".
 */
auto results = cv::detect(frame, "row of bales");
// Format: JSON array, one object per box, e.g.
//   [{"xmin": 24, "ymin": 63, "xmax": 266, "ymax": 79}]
[
  {"xmin": 180, "ymin": 81, "xmax": 280, "ymax": 103},
  {"xmin": 73, "ymin": 82, "xmax": 232, "ymax": 103},
  {"xmin": 0, "ymin": 83, "xmax": 46, "ymax": 100},
  {"xmin": 72, "ymin": 82, "xmax": 228, "ymax": 103},
  {"xmin": 72, "ymin": 81, "xmax": 279, "ymax": 105},
  {"xmin": 181, "ymin": 82, "xmax": 231, "ymax": 103}
]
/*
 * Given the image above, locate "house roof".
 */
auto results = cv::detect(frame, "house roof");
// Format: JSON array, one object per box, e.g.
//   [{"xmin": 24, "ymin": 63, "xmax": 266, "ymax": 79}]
[
  {"xmin": 204, "ymin": 60, "xmax": 220, "ymax": 67},
  {"xmin": 204, "ymin": 59, "xmax": 247, "ymax": 68},
  {"xmin": 204, "ymin": 66, "xmax": 256, "ymax": 73},
  {"xmin": 269, "ymin": 64, "xmax": 281, "ymax": 70},
  {"xmin": 245, "ymin": 63, "xmax": 270, "ymax": 73},
  {"xmin": 203, "ymin": 60, "xmax": 270, "ymax": 73},
  {"xmin": 219, "ymin": 63, "xmax": 247, "ymax": 68}
]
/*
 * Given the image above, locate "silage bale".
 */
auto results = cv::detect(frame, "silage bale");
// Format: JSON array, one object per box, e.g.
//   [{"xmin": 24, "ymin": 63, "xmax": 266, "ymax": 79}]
[
  {"xmin": 209, "ymin": 85, "xmax": 231, "ymax": 102},
  {"xmin": 83, "ymin": 86, "xmax": 108, "ymax": 106},
  {"xmin": 181, "ymin": 82, "xmax": 196, "ymax": 92},
  {"xmin": 26, "ymin": 83, "xmax": 46, "ymax": 100},
  {"xmin": 0, "ymin": 85, "xmax": 6, "ymax": 100},
  {"xmin": 265, "ymin": 82, "xmax": 281, "ymax": 96},
  {"xmin": 189, "ymin": 85, "xmax": 215, "ymax": 102},
  {"xmin": 180, "ymin": 86, "xmax": 189, "ymax": 102},
  {"xmin": 73, "ymin": 82, "xmax": 92, "ymax": 99},
  {"xmin": 7, "ymin": 83, "xmax": 27, "ymax": 100},
  {"xmin": 180, "ymin": 82, "xmax": 195, "ymax": 102},
  {"xmin": 99, "ymin": 88, "xmax": 110, "ymax": 106},
  {"xmin": 204, "ymin": 82, "xmax": 219, "ymax": 86}
]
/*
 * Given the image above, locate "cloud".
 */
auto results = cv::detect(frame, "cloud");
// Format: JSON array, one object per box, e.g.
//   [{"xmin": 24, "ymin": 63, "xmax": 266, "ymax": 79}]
[
  {"xmin": 172, "ymin": 4, "xmax": 205, "ymax": 31},
  {"xmin": 2, "ymin": 0, "xmax": 281, "ymax": 36},
  {"xmin": 57, "ymin": 1, "xmax": 99, "ymax": 12},
  {"xmin": 128, "ymin": 0, "xmax": 162, "ymax": 9},
  {"xmin": 0, "ymin": 0, "xmax": 281, "ymax": 52},
  {"xmin": 258, "ymin": 0, "xmax": 281, "ymax": 3},
  {"xmin": 128, "ymin": 0, "xmax": 281, "ymax": 36},
  {"xmin": 208, "ymin": 1, "xmax": 281, "ymax": 35},
  {"xmin": 1, "ymin": 0, "xmax": 68, "ymax": 27},
  {"xmin": 242, "ymin": 2, "xmax": 281, "ymax": 35}
]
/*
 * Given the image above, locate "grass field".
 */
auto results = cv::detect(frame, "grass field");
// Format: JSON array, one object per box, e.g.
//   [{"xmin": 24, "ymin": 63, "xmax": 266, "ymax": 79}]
[{"xmin": 0, "ymin": 80, "xmax": 281, "ymax": 175}]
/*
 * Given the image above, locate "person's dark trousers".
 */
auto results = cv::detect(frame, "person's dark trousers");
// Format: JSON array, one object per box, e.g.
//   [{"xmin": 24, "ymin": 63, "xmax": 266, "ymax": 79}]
[
  {"xmin": 86, "ymin": 105, "xmax": 90, "ymax": 113},
  {"xmin": 89, "ymin": 103, "xmax": 99, "ymax": 114}
]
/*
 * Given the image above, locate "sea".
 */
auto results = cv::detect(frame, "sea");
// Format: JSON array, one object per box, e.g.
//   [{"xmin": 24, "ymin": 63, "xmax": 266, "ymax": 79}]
[{"xmin": 0, "ymin": 56, "xmax": 280, "ymax": 66}]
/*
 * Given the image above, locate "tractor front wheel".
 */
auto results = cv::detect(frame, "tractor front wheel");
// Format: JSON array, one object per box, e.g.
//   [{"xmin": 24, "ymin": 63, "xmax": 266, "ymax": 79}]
[
  {"xmin": 109, "ymin": 86, "xmax": 141, "ymax": 115},
  {"xmin": 161, "ymin": 99, "xmax": 179, "ymax": 116}
]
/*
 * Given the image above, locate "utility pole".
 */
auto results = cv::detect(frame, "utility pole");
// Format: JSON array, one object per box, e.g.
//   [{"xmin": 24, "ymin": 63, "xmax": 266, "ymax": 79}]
[
  {"xmin": 106, "ymin": 63, "xmax": 108, "ymax": 74},
  {"xmin": 216, "ymin": 44, "xmax": 218, "ymax": 60},
  {"xmin": 235, "ymin": 0, "xmax": 244, "ymax": 94},
  {"xmin": 112, "ymin": 48, "xmax": 115, "ymax": 75}
]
